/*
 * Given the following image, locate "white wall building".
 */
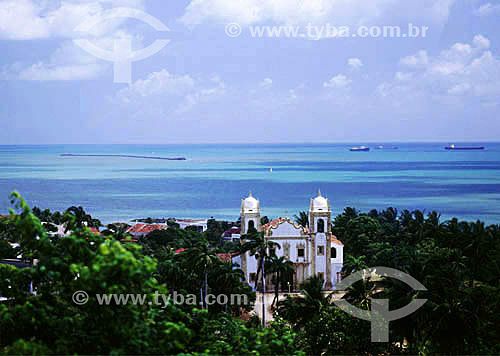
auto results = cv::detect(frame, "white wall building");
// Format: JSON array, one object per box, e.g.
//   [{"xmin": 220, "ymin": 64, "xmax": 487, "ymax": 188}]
[
  {"xmin": 239, "ymin": 191, "xmax": 344, "ymax": 291},
  {"xmin": 222, "ymin": 226, "xmax": 241, "ymax": 242},
  {"xmin": 175, "ymin": 219, "xmax": 208, "ymax": 232}
]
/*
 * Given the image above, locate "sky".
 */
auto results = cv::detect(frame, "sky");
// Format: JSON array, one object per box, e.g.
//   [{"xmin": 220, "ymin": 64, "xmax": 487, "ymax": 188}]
[{"xmin": 0, "ymin": 0, "xmax": 499, "ymax": 144}]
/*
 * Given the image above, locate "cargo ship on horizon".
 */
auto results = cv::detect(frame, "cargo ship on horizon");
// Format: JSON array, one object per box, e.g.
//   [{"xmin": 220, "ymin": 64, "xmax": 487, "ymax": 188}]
[{"xmin": 445, "ymin": 144, "xmax": 485, "ymax": 150}]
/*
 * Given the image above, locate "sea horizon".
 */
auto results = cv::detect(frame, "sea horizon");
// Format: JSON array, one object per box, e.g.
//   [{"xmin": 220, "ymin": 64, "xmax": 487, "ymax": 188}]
[
  {"xmin": 2, "ymin": 140, "xmax": 500, "ymax": 145},
  {"xmin": 2, "ymin": 142, "xmax": 499, "ymax": 225}
]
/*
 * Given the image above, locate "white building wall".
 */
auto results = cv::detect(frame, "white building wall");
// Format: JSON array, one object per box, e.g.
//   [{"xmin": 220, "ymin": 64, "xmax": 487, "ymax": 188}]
[
  {"xmin": 331, "ymin": 244, "xmax": 343, "ymax": 264},
  {"xmin": 331, "ymin": 263, "xmax": 343, "ymax": 288},
  {"xmin": 232, "ymin": 254, "xmax": 242, "ymax": 269},
  {"xmin": 246, "ymin": 253, "xmax": 258, "ymax": 282},
  {"xmin": 315, "ymin": 233, "xmax": 327, "ymax": 274},
  {"xmin": 176, "ymin": 220, "xmax": 208, "ymax": 232},
  {"xmin": 243, "ymin": 239, "xmax": 344, "ymax": 289},
  {"xmin": 330, "ymin": 244, "xmax": 344, "ymax": 288}
]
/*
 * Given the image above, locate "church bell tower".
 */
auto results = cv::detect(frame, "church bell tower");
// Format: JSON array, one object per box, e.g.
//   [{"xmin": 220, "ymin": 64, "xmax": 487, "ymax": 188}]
[{"xmin": 309, "ymin": 190, "xmax": 333, "ymax": 289}]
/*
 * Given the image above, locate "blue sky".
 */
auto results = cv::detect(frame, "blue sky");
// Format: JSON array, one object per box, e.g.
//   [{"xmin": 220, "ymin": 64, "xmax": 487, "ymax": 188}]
[{"xmin": 0, "ymin": 0, "xmax": 499, "ymax": 144}]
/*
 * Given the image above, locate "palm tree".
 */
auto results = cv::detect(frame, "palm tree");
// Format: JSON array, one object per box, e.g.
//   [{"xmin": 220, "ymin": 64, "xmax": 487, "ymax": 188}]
[
  {"xmin": 464, "ymin": 221, "xmax": 491, "ymax": 284},
  {"xmin": 343, "ymin": 274, "xmax": 377, "ymax": 308},
  {"xmin": 185, "ymin": 239, "xmax": 219, "ymax": 311},
  {"xmin": 214, "ymin": 261, "xmax": 245, "ymax": 287},
  {"xmin": 342, "ymin": 255, "xmax": 368, "ymax": 276},
  {"xmin": 63, "ymin": 206, "xmax": 101, "ymax": 231},
  {"xmin": 266, "ymin": 255, "xmax": 294, "ymax": 307},
  {"xmin": 240, "ymin": 230, "xmax": 280, "ymax": 291},
  {"xmin": 213, "ymin": 261, "xmax": 245, "ymax": 312},
  {"xmin": 240, "ymin": 230, "xmax": 280, "ymax": 327},
  {"xmin": 294, "ymin": 211, "xmax": 309, "ymax": 228},
  {"xmin": 157, "ymin": 247, "xmax": 187, "ymax": 288},
  {"xmin": 103, "ymin": 223, "xmax": 131, "ymax": 240},
  {"xmin": 277, "ymin": 276, "xmax": 330, "ymax": 329}
]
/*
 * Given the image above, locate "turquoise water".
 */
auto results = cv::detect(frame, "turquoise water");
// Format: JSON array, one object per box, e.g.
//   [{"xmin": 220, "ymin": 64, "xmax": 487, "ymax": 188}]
[{"xmin": 1, "ymin": 143, "xmax": 499, "ymax": 224}]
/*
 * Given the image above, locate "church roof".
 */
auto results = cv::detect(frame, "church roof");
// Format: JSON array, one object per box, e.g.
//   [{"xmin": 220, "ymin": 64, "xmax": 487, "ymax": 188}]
[
  {"xmin": 261, "ymin": 217, "xmax": 309, "ymax": 234},
  {"xmin": 331, "ymin": 235, "xmax": 344, "ymax": 246}
]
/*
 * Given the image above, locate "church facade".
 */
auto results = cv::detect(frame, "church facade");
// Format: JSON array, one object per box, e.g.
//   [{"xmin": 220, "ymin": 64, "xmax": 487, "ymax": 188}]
[{"xmin": 236, "ymin": 191, "xmax": 344, "ymax": 291}]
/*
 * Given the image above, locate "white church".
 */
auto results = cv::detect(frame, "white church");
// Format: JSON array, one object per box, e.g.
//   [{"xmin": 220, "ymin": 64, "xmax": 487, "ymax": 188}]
[{"xmin": 235, "ymin": 191, "xmax": 344, "ymax": 291}]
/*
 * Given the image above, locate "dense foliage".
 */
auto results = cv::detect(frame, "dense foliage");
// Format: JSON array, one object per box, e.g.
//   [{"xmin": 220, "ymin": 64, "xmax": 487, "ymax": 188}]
[
  {"xmin": 1, "ymin": 195, "xmax": 499, "ymax": 355},
  {"xmin": 277, "ymin": 207, "xmax": 500, "ymax": 355},
  {"xmin": 0, "ymin": 193, "xmax": 300, "ymax": 355}
]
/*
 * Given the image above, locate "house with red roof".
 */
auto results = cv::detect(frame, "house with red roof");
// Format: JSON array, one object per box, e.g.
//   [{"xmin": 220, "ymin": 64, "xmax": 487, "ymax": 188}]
[{"xmin": 126, "ymin": 223, "xmax": 167, "ymax": 237}]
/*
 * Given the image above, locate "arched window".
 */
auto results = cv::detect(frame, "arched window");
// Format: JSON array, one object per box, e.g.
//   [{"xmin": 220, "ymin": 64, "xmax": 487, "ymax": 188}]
[
  {"xmin": 317, "ymin": 219, "xmax": 325, "ymax": 233},
  {"xmin": 248, "ymin": 220, "xmax": 256, "ymax": 232},
  {"xmin": 331, "ymin": 247, "xmax": 337, "ymax": 259}
]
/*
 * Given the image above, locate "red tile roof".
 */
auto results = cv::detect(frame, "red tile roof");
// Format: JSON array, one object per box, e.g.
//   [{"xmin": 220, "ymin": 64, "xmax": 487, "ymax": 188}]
[
  {"xmin": 331, "ymin": 235, "xmax": 344, "ymax": 246},
  {"xmin": 126, "ymin": 224, "xmax": 167, "ymax": 234},
  {"xmin": 141, "ymin": 224, "xmax": 165, "ymax": 233},
  {"xmin": 217, "ymin": 253, "xmax": 240, "ymax": 262},
  {"xmin": 127, "ymin": 224, "xmax": 146, "ymax": 233},
  {"xmin": 120, "ymin": 238, "xmax": 138, "ymax": 243}
]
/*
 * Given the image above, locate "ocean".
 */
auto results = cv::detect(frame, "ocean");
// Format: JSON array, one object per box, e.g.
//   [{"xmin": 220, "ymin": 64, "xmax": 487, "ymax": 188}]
[{"xmin": 1, "ymin": 143, "xmax": 499, "ymax": 224}]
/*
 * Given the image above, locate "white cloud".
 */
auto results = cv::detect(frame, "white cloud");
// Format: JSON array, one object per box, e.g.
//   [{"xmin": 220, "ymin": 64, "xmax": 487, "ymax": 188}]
[
  {"xmin": 1, "ymin": 40, "xmax": 110, "ymax": 80},
  {"xmin": 347, "ymin": 58, "xmax": 363, "ymax": 70},
  {"xmin": 474, "ymin": 2, "xmax": 500, "ymax": 16},
  {"xmin": 447, "ymin": 83, "xmax": 471, "ymax": 95},
  {"xmin": 323, "ymin": 74, "xmax": 351, "ymax": 89},
  {"xmin": 116, "ymin": 70, "xmax": 226, "ymax": 114},
  {"xmin": 0, "ymin": 0, "xmax": 100, "ymax": 40},
  {"xmin": 394, "ymin": 72, "xmax": 413, "ymax": 81},
  {"xmin": 179, "ymin": 75, "xmax": 226, "ymax": 113},
  {"xmin": 259, "ymin": 78, "xmax": 273, "ymax": 89},
  {"xmin": 378, "ymin": 35, "xmax": 500, "ymax": 105},
  {"xmin": 0, "ymin": 0, "xmax": 148, "ymax": 80},
  {"xmin": 117, "ymin": 70, "xmax": 196, "ymax": 100},
  {"xmin": 400, "ymin": 50, "xmax": 429, "ymax": 68},
  {"xmin": 0, "ymin": 0, "xmax": 50, "ymax": 39},
  {"xmin": 473, "ymin": 34, "xmax": 490, "ymax": 50},
  {"xmin": 17, "ymin": 63, "xmax": 105, "ymax": 81},
  {"xmin": 427, "ymin": 36, "xmax": 491, "ymax": 76},
  {"xmin": 0, "ymin": 0, "xmax": 146, "ymax": 40},
  {"xmin": 179, "ymin": 0, "xmax": 455, "ymax": 27},
  {"xmin": 1, "ymin": 31, "xmax": 147, "ymax": 81}
]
